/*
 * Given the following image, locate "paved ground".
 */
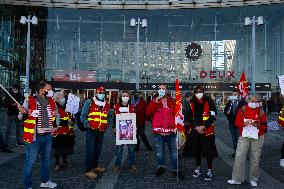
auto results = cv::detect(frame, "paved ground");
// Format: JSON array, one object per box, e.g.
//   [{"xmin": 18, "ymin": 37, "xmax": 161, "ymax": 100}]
[{"xmin": 0, "ymin": 108, "xmax": 283, "ymax": 189}]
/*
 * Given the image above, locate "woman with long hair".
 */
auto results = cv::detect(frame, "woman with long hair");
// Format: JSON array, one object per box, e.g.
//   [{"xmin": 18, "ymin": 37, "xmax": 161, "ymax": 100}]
[{"xmin": 113, "ymin": 91, "xmax": 136, "ymax": 172}]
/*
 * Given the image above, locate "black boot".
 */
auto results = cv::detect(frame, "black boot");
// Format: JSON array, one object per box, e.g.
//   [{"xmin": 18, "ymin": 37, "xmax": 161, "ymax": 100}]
[
  {"xmin": 155, "ymin": 167, "xmax": 165, "ymax": 177},
  {"xmin": 172, "ymin": 171, "xmax": 185, "ymax": 180}
]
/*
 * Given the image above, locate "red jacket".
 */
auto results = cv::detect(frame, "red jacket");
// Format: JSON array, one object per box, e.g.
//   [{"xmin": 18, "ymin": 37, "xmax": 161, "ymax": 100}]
[
  {"xmin": 132, "ymin": 98, "xmax": 147, "ymax": 126},
  {"xmin": 146, "ymin": 96, "xmax": 175, "ymax": 134},
  {"xmin": 235, "ymin": 105, "xmax": 267, "ymax": 136}
]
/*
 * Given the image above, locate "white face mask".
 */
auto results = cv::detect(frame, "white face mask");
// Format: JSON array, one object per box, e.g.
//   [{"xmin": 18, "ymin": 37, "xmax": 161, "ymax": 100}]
[
  {"xmin": 195, "ymin": 92, "xmax": 203, "ymax": 99},
  {"xmin": 229, "ymin": 95, "xmax": 238, "ymax": 100},
  {"xmin": 248, "ymin": 102, "xmax": 260, "ymax": 109},
  {"xmin": 122, "ymin": 97, "xmax": 129, "ymax": 103},
  {"xmin": 46, "ymin": 90, "xmax": 54, "ymax": 97}
]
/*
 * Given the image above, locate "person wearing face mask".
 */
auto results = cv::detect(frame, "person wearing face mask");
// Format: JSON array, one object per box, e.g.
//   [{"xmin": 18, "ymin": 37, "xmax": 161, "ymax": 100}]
[
  {"xmin": 185, "ymin": 85, "xmax": 217, "ymax": 181},
  {"xmin": 146, "ymin": 84, "xmax": 185, "ymax": 179},
  {"xmin": 131, "ymin": 91, "xmax": 152, "ymax": 152},
  {"xmin": 228, "ymin": 94, "xmax": 267, "ymax": 187},
  {"xmin": 51, "ymin": 92, "xmax": 75, "ymax": 172},
  {"xmin": 80, "ymin": 86, "xmax": 110, "ymax": 179},
  {"xmin": 112, "ymin": 91, "xmax": 136, "ymax": 172},
  {"xmin": 224, "ymin": 89, "xmax": 247, "ymax": 158},
  {"xmin": 3, "ymin": 84, "xmax": 24, "ymax": 147},
  {"xmin": 17, "ymin": 80, "xmax": 60, "ymax": 189}
]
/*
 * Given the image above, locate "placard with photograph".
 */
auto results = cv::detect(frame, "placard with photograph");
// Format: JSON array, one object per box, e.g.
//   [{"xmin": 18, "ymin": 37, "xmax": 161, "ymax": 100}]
[{"xmin": 116, "ymin": 113, "xmax": 137, "ymax": 145}]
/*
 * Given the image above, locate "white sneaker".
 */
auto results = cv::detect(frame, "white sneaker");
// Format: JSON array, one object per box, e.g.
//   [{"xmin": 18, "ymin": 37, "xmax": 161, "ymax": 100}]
[
  {"xmin": 192, "ymin": 168, "xmax": 201, "ymax": 178},
  {"xmin": 280, "ymin": 159, "xmax": 284, "ymax": 168},
  {"xmin": 250, "ymin": 181, "xmax": 258, "ymax": 187},
  {"xmin": 227, "ymin": 179, "xmax": 241, "ymax": 185},
  {"xmin": 40, "ymin": 180, "xmax": 57, "ymax": 188}
]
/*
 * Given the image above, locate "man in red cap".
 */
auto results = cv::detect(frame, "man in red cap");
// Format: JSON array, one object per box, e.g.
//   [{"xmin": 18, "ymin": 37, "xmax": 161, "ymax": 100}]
[{"xmin": 80, "ymin": 86, "xmax": 110, "ymax": 179}]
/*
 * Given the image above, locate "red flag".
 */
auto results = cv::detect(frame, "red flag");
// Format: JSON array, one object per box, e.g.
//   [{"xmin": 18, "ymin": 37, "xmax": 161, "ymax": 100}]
[
  {"xmin": 237, "ymin": 71, "xmax": 249, "ymax": 99},
  {"xmin": 175, "ymin": 79, "xmax": 186, "ymax": 148}
]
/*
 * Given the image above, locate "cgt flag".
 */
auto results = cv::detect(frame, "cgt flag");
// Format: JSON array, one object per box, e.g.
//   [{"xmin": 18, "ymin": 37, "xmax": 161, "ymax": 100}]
[
  {"xmin": 175, "ymin": 79, "xmax": 186, "ymax": 149},
  {"xmin": 237, "ymin": 72, "xmax": 249, "ymax": 99}
]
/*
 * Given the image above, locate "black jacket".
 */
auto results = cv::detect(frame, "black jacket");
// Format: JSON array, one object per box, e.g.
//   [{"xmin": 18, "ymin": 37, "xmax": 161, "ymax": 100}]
[
  {"xmin": 4, "ymin": 92, "xmax": 24, "ymax": 116},
  {"xmin": 185, "ymin": 95, "xmax": 217, "ymax": 129},
  {"xmin": 224, "ymin": 98, "xmax": 247, "ymax": 122}
]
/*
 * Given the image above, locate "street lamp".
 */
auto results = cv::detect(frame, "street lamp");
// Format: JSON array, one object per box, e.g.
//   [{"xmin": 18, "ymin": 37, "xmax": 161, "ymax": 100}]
[
  {"xmin": 106, "ymin": 73, "xmax": 111, "ymax": 83},
  {"xmin": 130, "ymin": 18, "xmax": 147, "ymax": 90},
  {"xmin": 244, "ymin": 16, "xmax": 263, "ymax": 94},
  {"xmin": 20, "ymin": 15, "xmax": 38, "ymax": 97},
  {"xmin": 141, "ymin": 70, "xmax": 150, "ymax": 83}
]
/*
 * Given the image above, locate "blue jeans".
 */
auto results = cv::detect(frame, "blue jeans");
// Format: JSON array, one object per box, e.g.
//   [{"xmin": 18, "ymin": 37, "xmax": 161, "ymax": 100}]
[
  {"xmin": 229, "ymin": 121, "xmax": 239, "ymax": 152},
  {"xmin": 153, "ymin": 133, "xmax": 178, "ymax": 171},
  {"xmin": 85, "ymin": 129, "xmax": 105, "ymax": 172},
  {"xmin": 115, "ymin": 144, "xmax": 135, "ymax": 166},
  {"xmin": 24, "ymin": 134, "xmax": 52, "ymax": 189}
]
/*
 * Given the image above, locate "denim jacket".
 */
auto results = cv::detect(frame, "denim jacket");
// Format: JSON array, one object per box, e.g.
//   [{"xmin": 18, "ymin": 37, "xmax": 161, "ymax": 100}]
[{"xmin": 80, "ymin": 99, "xmax": 91, "ymax": 129}]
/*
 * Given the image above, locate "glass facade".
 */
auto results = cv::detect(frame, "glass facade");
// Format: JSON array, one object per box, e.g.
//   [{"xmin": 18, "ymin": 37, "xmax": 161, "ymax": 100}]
[
  {"xmin": 44, "ymin": 5, "xmax": 284, "ymax": 88},
  {"xmin": 1, "ymin": 4, "xmax": 284, "ymax": 89},
  {"xmin": 0, "ymin": 5, "xmax": 47, "ymax": 88}
]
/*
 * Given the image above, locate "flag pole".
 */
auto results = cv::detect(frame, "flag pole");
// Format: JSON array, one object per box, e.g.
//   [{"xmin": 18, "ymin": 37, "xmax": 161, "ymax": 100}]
[
  {"xmin": 0, "ymin": 84, "xmax": 20, "ymax": 105},
  {"xmin": 176, "ymin": 130, "xmax": 179, "ymax": 182}
]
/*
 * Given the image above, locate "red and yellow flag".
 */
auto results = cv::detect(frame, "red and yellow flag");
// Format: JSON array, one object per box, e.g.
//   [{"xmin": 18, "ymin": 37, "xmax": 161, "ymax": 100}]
[
  {"xmin": 237, "ymin": 71, "xmax": 249, "ymax": 99},
  {"xmin": 175, "ymin": 79, "xmax": 186, "ymax": 147}
]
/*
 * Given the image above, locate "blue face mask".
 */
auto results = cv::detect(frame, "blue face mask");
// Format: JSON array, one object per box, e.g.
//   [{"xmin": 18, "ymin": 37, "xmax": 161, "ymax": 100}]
[
  {"xmin": 98, "ymin": 94, "xmax": 105, "ymax": 100},
  {"xmin": 158, "ymin": 89, "xmax": 166, "ymax": 97},
  {"xmin": 61, "ymin": 98, "xmax": 65, "ymax": 105}
]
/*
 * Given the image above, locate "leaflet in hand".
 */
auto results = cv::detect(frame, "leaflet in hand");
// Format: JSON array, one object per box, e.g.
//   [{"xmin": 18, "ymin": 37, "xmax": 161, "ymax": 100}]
[
  {"xmin": 242, "ymin": 125, "xmax": 259, "ymax": 139},
  {"xmin": 65, "ymin": 93, "xmax": 80, "ymax": 114},
  {"xmin": 31, "ymin": 110, "xmax": 40, "ymax": 117}
]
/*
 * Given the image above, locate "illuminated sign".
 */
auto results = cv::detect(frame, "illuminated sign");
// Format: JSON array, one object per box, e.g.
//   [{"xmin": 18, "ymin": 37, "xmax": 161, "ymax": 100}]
[
  {"xmin": 53, "ymin": 70, "xmax": 96, "ymax": 82},
  {"xmin": 200, "ymin": 70, "xmax": 235, "ymax": 79}
]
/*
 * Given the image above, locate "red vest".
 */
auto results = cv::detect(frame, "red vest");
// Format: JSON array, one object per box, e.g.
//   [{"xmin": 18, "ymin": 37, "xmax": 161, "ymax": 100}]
[
  {"xmin": 88, "ymin": 100, "xmax": 110, "ymax": 132},
  {"xmin": 188, "ymin": 100, "xmax": 215, "ymax": 136},
  {"xmin": 53, "ymin": 108, "xmax": 73, "ymax": 137},
  {"xmin": 23, "ymin": 96, "xmax": 56, "ymax": 143},
  {"xmin": 278, "ymin": 107, "xmax": 284, "ymax": 127}
]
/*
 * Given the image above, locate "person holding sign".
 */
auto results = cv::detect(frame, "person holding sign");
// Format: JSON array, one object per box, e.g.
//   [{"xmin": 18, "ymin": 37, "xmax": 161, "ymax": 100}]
[
  {"xmin": 18, "ymin": 80, "xmax": 59, "ymax": 189},
  {"xmin": 228, "ymin": 94, "xmax": 267, "ymax": 187},
  {"xmin": 80, "ymin": 86, "xmax": 110, "ymax": 179},
  {"xmin": 146, "ymin": 84, "xmax": 184, "ymax": 179},
  {"xmin": 112, "ymin": 91, "xmax": 136, "ymax": 172}
]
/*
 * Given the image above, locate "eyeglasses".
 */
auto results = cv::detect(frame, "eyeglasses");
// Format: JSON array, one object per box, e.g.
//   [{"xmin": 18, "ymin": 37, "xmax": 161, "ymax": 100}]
[{"xmin": 98, "ymin": 92, "xmax": 105, "ymax": 94}]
